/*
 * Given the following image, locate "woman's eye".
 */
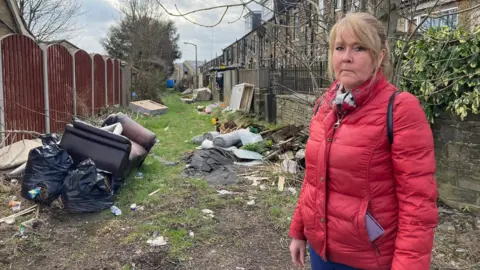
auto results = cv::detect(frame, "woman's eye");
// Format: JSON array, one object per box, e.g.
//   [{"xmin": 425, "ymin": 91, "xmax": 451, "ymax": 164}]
[
  {"xmin": 354, "ymin": 46, "xmax": 366, "ymax": 51},
  {"xmin": 335, "ymin": 46, "xmax": 344, "ymax": 51}
]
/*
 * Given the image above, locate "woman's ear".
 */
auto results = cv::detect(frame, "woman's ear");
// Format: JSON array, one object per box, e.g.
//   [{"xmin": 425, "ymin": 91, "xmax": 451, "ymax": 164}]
[{"xmin": 377, "ymin": 49, "xmax": 386, "ymax": 69}]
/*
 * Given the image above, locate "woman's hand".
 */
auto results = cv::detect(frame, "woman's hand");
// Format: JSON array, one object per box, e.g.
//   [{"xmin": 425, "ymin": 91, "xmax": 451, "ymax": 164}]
[{"xmin": 289, "ymin": 238, "xmax": 307, "ymax": 267}]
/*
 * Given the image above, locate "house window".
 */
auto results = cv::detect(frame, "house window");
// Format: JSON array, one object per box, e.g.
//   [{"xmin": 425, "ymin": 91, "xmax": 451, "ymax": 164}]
[
  {"xmin": 245, "ymin": 14, "xmax": 252, "ymax": 31},
  {"xmin": 318, "ymin": 0, "xmax": 324, "ymax": 15},
  {"xmin": 335, "ymin": 0, "xmax": 342, "ymax": 10},
  {"xmin": 415, "ymin": 8, "xmax": 458, "ymax": 31},
  {"xmin": 294, "ymin": 13, "xmax": 300, "ymax": 40},
  {"xmin": 262, "ymin": 0, "xmax": 274, "ymax": 21},
  {"xmin": 252, "ymin": 35, "xmax": 256, "ymax": 54},
  {"xmin": 351, "ymin": 0, "xmax": 360, "ymax": 11}
]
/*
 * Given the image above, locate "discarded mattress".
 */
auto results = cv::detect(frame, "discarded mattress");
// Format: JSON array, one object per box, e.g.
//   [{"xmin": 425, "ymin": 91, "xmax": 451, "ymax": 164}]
[{"xmin": 0, "ymin": 139, "xmax": 42, "ymax": 170}]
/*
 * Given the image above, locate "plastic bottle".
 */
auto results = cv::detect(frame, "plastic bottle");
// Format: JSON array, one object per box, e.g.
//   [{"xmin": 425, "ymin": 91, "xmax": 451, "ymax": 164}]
[{"xmin": 110, "ymin": 205, "xmax": 122, "ymax": 216}]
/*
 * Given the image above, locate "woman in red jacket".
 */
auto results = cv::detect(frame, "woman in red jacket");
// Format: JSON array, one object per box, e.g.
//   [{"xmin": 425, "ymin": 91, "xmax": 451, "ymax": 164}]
[{"xmin": 289, "ymin": 12, "xmax": 438, "ymax": 270}]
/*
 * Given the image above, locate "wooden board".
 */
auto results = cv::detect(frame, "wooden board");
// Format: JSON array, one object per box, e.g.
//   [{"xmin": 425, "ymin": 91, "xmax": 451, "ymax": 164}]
[{"xmin": 129, "ymin": 100, "xmax": 168, "ymax": 115}]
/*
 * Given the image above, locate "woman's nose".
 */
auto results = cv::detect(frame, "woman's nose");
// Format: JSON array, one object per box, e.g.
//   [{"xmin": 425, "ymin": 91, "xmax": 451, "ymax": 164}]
[{"xmin": 342, "ymin": 49, "xmax": 353, "ymax": 63}]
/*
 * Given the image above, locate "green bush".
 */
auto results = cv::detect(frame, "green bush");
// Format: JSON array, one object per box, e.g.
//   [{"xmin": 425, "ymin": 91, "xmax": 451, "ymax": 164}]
[{"xmin": 396, "ymin": 26, "xmax": 480, "ymax": 122}]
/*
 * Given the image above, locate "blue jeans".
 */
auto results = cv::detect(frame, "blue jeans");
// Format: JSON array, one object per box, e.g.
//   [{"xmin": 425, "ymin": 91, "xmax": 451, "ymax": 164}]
[{"xmin": 309, "ymin": 246, "xmax": 358, "ymax": 270}]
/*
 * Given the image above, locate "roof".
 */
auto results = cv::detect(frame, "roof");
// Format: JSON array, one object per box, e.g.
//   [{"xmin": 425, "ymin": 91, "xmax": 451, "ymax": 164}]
[
  {"xmin": 184, "ymin": 60, "xmax": 205, "ymax": 70},
  {"xmin": 6, "ymin": 0, "xmax": 34, "ymax": 38}
]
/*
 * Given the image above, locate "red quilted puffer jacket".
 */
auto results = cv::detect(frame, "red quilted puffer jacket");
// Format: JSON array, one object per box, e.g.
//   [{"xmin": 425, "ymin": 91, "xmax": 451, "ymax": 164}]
[{"xmin": 289, "ymin": 72, "xmax": 438, "ymax": 270}]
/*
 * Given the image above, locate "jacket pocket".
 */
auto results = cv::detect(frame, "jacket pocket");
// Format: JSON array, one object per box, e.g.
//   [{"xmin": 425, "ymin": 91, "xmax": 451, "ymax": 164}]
[{"xmin": 355, "ymin": 201, "xmax": 372, "ymax": 245}]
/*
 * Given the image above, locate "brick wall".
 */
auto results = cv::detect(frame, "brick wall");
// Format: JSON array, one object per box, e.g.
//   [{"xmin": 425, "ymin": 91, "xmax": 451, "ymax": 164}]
[
  {"xmin": 433, "ymin": 112, "xmax": 480, "ymax": 210},
  {"xmin": 275, "ymin": 94, "xmax": 317, "ymax": 127}
]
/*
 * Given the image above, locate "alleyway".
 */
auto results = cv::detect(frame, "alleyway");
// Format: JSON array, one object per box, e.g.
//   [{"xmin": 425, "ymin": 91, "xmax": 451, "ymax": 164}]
[{"xmin": 1, "ymin": 93, "xmax": 479, "ymax": 270}]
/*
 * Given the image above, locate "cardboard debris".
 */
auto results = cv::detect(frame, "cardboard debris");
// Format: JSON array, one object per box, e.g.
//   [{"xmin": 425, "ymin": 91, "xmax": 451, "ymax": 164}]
[
  {"xmin": 129, "ymin": 100, "xmax": 168, "ymax": 116},
  {"xmin": 193, "ymin": 88, "xmax": 212, "ymax": 101}
]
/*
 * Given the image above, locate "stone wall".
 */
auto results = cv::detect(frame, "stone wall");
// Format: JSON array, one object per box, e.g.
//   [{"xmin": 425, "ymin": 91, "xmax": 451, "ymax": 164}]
[
  {"xmin": 433, "ymin": 113, "xmax": 480, "ymax": 210},
  {"xmin": 274, "ymin": 94, "xmax": 480, "ymax": 210},
  {"xmin": 275, "ymin": 94, "xmax": 317, "ymax": 128}
]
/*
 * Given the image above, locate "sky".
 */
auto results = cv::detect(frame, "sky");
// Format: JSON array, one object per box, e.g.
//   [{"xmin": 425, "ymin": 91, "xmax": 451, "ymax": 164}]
[{"xmin": 69, "ymin": 0, "xmax": 261, "ymax": 64}]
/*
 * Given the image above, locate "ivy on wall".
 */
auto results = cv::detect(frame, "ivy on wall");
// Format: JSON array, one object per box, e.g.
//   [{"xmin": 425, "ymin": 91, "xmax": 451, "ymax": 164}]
[{"xmin": 396, "ymin": 26, "xmax": 480, "ymax": 122}]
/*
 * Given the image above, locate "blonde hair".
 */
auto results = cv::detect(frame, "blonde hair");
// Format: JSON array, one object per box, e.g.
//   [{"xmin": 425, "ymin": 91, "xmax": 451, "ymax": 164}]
[{"xmin": 327, "ymin": 12, "xmax": 392, "ymax": 81}]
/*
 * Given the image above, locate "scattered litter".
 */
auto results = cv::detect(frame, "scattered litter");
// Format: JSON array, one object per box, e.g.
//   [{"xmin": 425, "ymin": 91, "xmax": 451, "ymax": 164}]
[
  {"xmin": 181, "ymin": 89, "xmax": 193, "ymax": 95},
  {"xmin": 147, "ymin": 236, "xmax": 168, "ymax": 246},
  {"xmin": 238, "ymin": 129, "xmax": 263, "ymax": 146},
  {"xmin": 236, "ymin": 267, "xmax": 245, "ymax": 270},
  {"xmin": 150, "ymin": 154, "xmax": 179, "ymax": 166},
  {"xmin": 259, "ymin": 184, "xmax": 266, "ymax": 191},
  {"xmin": 135, "ymin": 172, "xmax": 144, "ymax": 179},
  {"xmin": 202, "ymin": 209, "xmax": 215, "ymax": 219},
  {"xmin": 281, "ymin": 159, "xmax": 298, "ymax": 173},
  {"xmin": 232, "ymin": 149, "xmax": 263, "ymax": 160},
  {"xmin": 192, "ymin": 135, "xmax": 204, "ymax": 145},
  {"xmin": 156, "ymin": 139, "xmax": 161, "ymax": 143},
  {"xmin": 5, "ymin": 217, "xmax": 15, "ymax": 225},
  {"xmin": 245, "ymin": 176, "xmax": 269, "ymax": 186},
  {"xmin": 181, "ymin": 98, "xmax": 195, "ymax": 104},
  {"xmin": 0, "ymin": 205, "xmax": 37, "ymax": 224},
  {"xmin": 130, "ymin": 204, "xmax": 137, "ymax": 211},
  {"xmin": 200, "ymin": 139, "xmax": 214, "ymax": 149},
  {"xmin": 189, "ymin": 230, "xmax": 195, "ymax": 238},
  {"xmin": 110, "ymin": 205, "xmax": 122, "ymax": 216},
  {"xmin": 277, "ymin": 176, "xmax": 285, "ymax": 191},
  {"xmin": 287, "ymin": 187, "xmax": 297, "ymax": 195},
  {"xmin": 234, "ymin": 160, "xmax": 264, "ymax": 167},
  {"xmin": 217, "ymin": 190, "xmax": 234, "ymax": 195},
  {"xmin": 164, "ymin": 126, "xmax": 169, "ymax": 131},
  {"xmin": 279, "ymin": 151, "xmax": 295, "ymax": 160},
  {"xmin": 14, "ymin": 225, "xmax": 25, "ymax": 238},
  {"xmin": 10, "ymin": 179, "xmax": 19, "ymax": 185},
  {"xmin": 295, "ymin": 149, "xmax": 306, "ymax": 160},
  {"xmin": 149, "ymin": 189, "xmax": 161, "ymax": 196},
  {"xmin": 456, "ymin": 248, "xmax": 467, "ymax": 253},
  {"xmin": 28, "ymin": 187, "xmax": 41, "ymax": 200},
  {"xmin": 203, "ymin": 131, "xmax": 220, "ymax": 141},
  {"xmin": 247, "ymin": 200, "xmax": 255, "ymax": 205},
  {"xmin": 9, "ymin": 200, "xmax": 21, "ymax": 212}
]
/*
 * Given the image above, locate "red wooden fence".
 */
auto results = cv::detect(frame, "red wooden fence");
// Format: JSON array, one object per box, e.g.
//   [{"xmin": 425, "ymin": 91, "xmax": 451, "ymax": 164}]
[
  {"xmin": 114, "ymin": 59, "xmax": 120, "ymax": 105},
  {"xmin": 47, "ymin": 44, "xmax": 74, "ymax": 133},
  {"xmin": 106, "ymin": 58, "xmax": 113, "ymax": 106},
  {"xmin": 0, "ymin": 34, "xmax": 127, "ymax": 145},
  {"xmin": 93, "ymin": 54, "xmax": 105, "ymax": 114},
  {"xmin": 0, "ymin": 34, "xmax": 45, "ymax": 145},
  {"xmin": 75, "ymin": 50, "xmax": 92, "ymax": 117}
]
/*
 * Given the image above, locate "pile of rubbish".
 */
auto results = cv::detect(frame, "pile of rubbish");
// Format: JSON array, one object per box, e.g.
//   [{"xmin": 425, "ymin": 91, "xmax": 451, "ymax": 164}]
[
  {"xmin": 184, "ymin": 117, "xmax": 307, "ymax": 186},
  {"xmin": 0, "ymin": 112, "xmax": 157, "ymax": 216},
  {"xmin": 180, "ymin": 87, "xmax": 212, "ymax": 104}
]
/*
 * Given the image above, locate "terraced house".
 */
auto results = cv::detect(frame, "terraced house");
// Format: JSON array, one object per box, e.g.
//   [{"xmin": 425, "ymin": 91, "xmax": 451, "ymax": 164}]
[{"xmin": 202, "ymin": 0, "xmax": 478, "ymax": 72}]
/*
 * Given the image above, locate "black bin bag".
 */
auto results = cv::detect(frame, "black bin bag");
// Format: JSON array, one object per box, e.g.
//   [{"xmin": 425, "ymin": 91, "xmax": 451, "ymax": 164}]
[
  {"xmin": 61, "ymin": 159, "xmax": 114, "ymax": 213},
  {"xmin": 21, "ymin": 135, "xmax": 73, "ymax": 204}
]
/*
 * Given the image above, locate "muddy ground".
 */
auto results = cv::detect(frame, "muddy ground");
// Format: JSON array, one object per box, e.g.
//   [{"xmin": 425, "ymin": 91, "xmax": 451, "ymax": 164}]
[{"xmin": 1, "ymin": 175, "xmax": 479, "ymax": 270}]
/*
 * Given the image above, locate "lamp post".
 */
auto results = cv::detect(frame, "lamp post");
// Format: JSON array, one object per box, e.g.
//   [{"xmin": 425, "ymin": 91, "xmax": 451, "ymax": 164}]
[{"xmin": 184, "ymin": 42, "xmax": 198, "ymax": 89}]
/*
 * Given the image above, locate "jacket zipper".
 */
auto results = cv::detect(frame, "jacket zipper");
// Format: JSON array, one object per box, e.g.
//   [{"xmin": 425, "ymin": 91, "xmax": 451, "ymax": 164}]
[{"xmin": 321, "ymin": 112, "xmax": 343, "ymax": 261}]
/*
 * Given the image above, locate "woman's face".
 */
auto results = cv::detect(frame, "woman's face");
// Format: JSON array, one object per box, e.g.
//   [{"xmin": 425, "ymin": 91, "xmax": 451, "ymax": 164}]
[{"xmin": 332, "ymin": 30, "xmax": 383, "ymax": 90}]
